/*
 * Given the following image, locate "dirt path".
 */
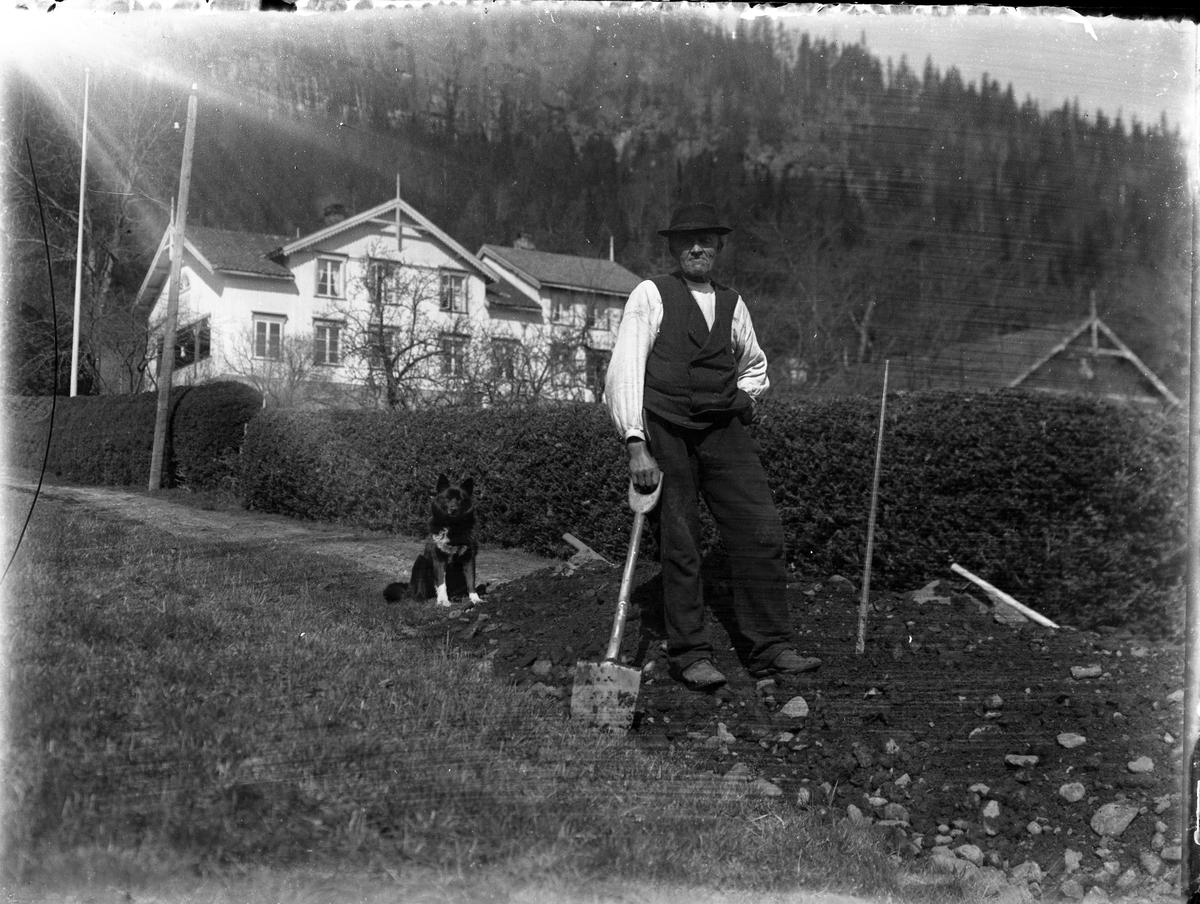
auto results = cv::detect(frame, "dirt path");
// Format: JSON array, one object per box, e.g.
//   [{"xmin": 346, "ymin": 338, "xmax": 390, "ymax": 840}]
[{"xmin": 1, "ymin": 476, "xmax": 556, "ymax": 590}]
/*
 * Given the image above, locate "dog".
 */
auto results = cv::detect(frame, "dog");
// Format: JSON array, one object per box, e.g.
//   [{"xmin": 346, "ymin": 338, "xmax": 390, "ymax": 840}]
[{"xmin": 383, "ymin": 474, "xmax": 483, "ymax": 607}]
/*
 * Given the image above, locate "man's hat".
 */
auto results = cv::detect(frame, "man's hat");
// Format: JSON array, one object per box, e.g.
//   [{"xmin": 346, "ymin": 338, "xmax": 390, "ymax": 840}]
[{"xmin": 658, "ymin": 202, "xmax": 732, "ymax": 237}]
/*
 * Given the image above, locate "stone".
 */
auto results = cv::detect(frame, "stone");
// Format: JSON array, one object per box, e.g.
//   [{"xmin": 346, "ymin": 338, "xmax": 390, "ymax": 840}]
[
  {"xmin": 1139, "ymin": 852, "xmax": 1165, "ymax": 876},
  {"xmin": 751, "ymin": 778, "xmax": 784, "ymax": 798},
  {"xmin": 530, "ymin": 658, "xmax": 554, "ymax": 677},
  {"xmin": 1167, "ymin": 689, "xmax": 1184, "ymax": 703},
  {"xmin": 795, "ymin": 786, "xmax": 812, "ymax": 805},
  {"xmin": 883, "ymin": 802, "xmax": 910, "ymax": 823},
  {"xmin": 723, "ymin": 763, "xmax": 754, "ymax": 783},
  {"xmin": 1010, "ymin": 860, "xmax": 1044, "ymax": 883},
  {"xmin": 982, "ymin": 799, "xmax": 1001, "ymax": 835},
  {"xmin": 908, "ymin": 580, "xmax": 950, "ymax": 604},
  {"xmin": 1027, "ymin": 821, "xmax": 1042, "ymax": 835},
  {"xmin": 1058, "ymin": 732, "xmax": 1087, "ymax": 749},
  {"xmin": 1127, "ymin": 756, "xmax": 1154, "ymax": 773},
  {"xmin": 1064, "ymin": 849, "xmax": 1084, "ymax": 873},
  {"xmin": 1160, "ymin": 845, "xmax": 1182, "ymax": 863},
  {"xmin": 1090, "ymin": 802, "xmax": 1139, "ymax": 837},
  {"xmin": 954, "ymin": 843, "xmax": 985, "ymax": 866},
  {"xmin": 1114, "ymin": 867, "xmax": 1140, "ymax": 891},
  {"xmin": 1006, "ymin": 754, "xmax": 1040, "ymax": 768},
  {"xmin": 1059, "ymin": 879, "xmax": 1086, "ymax": 900},
  {"xmin": 846, "ymin": 803, "xmax": 866, "ymax": 822},
  {"xmin": 1081, "ymin": 888, "xmax": 1110, "ymax": 902},
  {"xmin": 1071, "ymin": 665, "xmax": 1103, "ymax": 679},
  {"xmin": 716, "ymin": 723, "xmax": 737, "ymax": 745},
  {"xmin": 1060, "ymin": 782, "xmax": 1087, "ymax": 803},
  {"xmin": 779, "ymin": 696, "xmax": 810, "ymax": 718}
]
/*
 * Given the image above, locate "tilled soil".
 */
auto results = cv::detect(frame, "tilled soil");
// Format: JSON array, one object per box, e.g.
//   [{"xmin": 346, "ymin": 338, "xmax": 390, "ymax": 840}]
[{"xmin": 413, "ymin": 557, "xmax": 1186, "ymax": 892}]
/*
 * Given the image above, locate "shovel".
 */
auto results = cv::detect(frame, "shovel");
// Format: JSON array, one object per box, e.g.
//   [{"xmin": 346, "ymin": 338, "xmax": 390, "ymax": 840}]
[{"xmin": 570, "ymin": 475, "xmax": 663, "ymax": 732}]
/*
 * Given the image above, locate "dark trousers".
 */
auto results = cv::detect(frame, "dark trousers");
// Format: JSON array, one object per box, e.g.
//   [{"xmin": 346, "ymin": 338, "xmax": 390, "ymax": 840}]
[{"xmin": 644, "ymin": 409, "xmax": 796, "ymax": 674}]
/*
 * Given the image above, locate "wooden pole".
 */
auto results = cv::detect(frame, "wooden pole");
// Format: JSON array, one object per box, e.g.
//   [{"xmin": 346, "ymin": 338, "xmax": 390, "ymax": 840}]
[
  {"xmin": 148, "ymin": 85, "xmax": 197, "ymax": 492},
  {"xmin": 856, "ymin": 360, "xmax": 889, "ymax": 655},
  {"xmin": 70, "ymin": 68, "xmax": 90, "ymax": 397},
  {"xmin": 950, "ymin": 563, "xmax": 1061, "ymax": 629}
]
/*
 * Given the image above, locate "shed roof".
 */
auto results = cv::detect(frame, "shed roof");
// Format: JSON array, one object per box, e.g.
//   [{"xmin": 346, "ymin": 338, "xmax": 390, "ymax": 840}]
[{"xmin": 812, "ymin": 317, "xmax": 1178, "ymax": 405}]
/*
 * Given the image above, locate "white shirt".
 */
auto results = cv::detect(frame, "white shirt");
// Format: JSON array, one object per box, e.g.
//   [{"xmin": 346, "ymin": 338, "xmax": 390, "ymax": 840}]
[{"xmin": 604, "ymin": 277, "xmax": 770, "ymax": 442}]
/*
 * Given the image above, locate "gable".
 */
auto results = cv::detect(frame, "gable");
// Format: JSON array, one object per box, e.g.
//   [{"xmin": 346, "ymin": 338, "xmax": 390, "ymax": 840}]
[{"xmin": 282, "ymin": 197, "xmax": 493, "ymax": 281}]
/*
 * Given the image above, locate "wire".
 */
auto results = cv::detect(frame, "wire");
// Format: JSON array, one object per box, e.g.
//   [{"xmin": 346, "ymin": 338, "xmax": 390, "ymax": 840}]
[{"xmin": 1, "ymin": 141, "xmax": 60, "ymax": 588}]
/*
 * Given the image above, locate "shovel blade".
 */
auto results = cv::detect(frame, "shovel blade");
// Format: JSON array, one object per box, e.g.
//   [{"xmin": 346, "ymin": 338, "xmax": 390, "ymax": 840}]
[{"xmin": 570, "ymin": 660, "xmax": 641, "ymax": 732}]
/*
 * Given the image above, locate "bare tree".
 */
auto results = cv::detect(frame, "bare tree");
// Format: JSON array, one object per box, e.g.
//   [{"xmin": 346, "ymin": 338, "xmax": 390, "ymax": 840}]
[
  {"xmin": 332, "ymin": 244, "xmax": 466, "ymax": 409},
  {"xmin": 222, "ymin": 327, "xmax": 330, "ymax": 408},
  {"xmin": 5, "ymin": 71, "xmax": 180, "ymax": 394}
]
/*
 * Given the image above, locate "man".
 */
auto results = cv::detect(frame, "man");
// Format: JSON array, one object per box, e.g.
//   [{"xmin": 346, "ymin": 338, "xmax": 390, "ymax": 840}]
[{"xmin": 604, "ymin": 202, "xmax": 821, "ymax": 691}]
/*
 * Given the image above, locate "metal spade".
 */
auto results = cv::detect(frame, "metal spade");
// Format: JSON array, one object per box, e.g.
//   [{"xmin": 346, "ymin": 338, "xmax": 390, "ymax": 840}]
[{"xmin": 570, "ymin": 476, "xmax": 663, "ymax": 732}]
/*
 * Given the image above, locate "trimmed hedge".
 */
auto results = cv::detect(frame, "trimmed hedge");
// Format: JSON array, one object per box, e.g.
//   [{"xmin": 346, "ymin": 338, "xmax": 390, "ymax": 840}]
[
  {"xmin": 5, "ymin": 382, "xmax": 263, "ymax": 490},
  {"xmin": 239, "ymin": 391, "xmax": 1186, "ymax": 637}
]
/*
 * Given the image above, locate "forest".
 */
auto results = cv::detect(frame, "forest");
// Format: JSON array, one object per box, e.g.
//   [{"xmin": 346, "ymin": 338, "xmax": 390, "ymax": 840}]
[{"xmin": 4, "ymin": 5, "xmax": 1191, "ymax": 397}]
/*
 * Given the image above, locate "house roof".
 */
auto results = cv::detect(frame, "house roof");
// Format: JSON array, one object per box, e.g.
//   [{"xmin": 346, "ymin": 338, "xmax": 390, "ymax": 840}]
[
  {"xmin": 135, "ymin": 225, "xmax": 294, "ymax": 308},
  {"xmin": 478, "ymin": 244, "xmax": 641, "ymax": 298},
  {"xmin": 282, "ymin": 197, "xmax": 494, "ymax": 281},
  {"xmin": 480, "ymin": 262, "xmax": 541, "ymax": 312},
  {"xmin": 185, "ymin": 226, "xmax": 293, "ymax": 278},
  {"xmin": 812, "ymin": 317, "xmax": 1179, "ymax": 405}
]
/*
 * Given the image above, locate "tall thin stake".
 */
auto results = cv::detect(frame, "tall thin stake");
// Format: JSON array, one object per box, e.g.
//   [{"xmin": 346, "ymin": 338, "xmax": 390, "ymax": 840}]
[
  {"xmin": 856, "ymin": 360, "xmax": 889, "ymax": 655},
  {"xmin": 70, "ymin": 68, "xmax": 90, "ymax": 397},
  {"xmin": 149, "ymin": 85, "xmax": 198, "ymax": 492}
]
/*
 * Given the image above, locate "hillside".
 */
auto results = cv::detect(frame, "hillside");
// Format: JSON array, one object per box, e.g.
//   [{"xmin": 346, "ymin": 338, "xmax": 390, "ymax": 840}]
[{"xmin": 4, "ymin": 7, "xmax": 1190, "ymax": 396}]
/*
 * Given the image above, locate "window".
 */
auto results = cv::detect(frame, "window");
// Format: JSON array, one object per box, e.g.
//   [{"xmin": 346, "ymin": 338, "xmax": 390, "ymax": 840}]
[
  {"xmin": 316, "ymin": 257, "xmax": 344, "ymax": 298},
  {"xmin": 174, "ymin": 317, "xmax": 210, "ymax": 368},
  {"xmin": 440, "ymin": 272, "xmax": 467, "ymax": 313},
  {"xmin": 551, "ymin": 292, "xmax": 571, "ymax": 324},
  {"xmin": 550, "ymin": 341, "xmax": 575, "ymax": 376},
  {"xmin": 313, "ymin": 320, "xmax": 342, "ymax": 366},
  {"xmin": 253, "ymin": 316, "xmax": 285, "ymax": 360},
  {"xmin": 596, "ymin": 304, "xmax": 622, "ymax": 332},
  {"xmin": 440, "ymin": 332, "xmax": 469, "ymax": 377},
  {"xmin": 368, "ymin": 259, "xmax": 399, "ymax": 306},
  {"xmin": 491, "ymin": 337, "xmax": 521, "ymax": 381}
]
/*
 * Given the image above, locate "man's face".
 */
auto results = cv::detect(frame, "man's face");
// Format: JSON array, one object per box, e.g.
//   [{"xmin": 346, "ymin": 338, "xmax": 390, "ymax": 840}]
[{"xmin": 669, "ymin": 231, "xmax": 722, "ymax": 281}]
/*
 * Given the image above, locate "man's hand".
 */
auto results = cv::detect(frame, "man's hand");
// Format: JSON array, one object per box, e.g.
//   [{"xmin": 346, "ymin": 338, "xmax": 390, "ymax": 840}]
[{"xmin": 627, "ymin": 440, "xmax": 661, "ymax": 491}]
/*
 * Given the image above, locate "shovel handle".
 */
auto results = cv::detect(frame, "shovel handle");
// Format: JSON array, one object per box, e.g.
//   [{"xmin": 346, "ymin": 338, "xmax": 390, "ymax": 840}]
[{"xmin": 603, "ymin": 508, "xmax": 647, "ymax": 663}]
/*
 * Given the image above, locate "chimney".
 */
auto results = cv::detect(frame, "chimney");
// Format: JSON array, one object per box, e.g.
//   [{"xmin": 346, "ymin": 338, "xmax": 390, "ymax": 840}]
[
  {"xmin": 323, "ymin": 203, "xmax": 347, "ymax": 227},
  {"xmin": 513, "ymin": 232, "xmax": 536, "ymax": 250}
]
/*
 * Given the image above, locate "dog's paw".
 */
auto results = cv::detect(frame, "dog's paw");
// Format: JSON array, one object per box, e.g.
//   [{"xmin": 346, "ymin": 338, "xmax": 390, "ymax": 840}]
[
  {"xmin": 468, "ymin": 592, "xmax": 483, "ymax": 606},
  {"xmin": 435, "ymin": 590, "xmax": 452, "ymax": 607}
]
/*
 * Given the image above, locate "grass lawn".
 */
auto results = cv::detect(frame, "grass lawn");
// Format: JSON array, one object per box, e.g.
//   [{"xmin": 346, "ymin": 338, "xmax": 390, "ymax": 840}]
[{"xmin": 1, "ymin": 489, "xmax": 968, "ymax": 902}]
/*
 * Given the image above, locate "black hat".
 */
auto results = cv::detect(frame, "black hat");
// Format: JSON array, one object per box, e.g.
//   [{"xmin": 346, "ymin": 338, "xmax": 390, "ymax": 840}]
[{"xmin": 658, "ymin": 202, "xmax": 732, "ymax": 237}]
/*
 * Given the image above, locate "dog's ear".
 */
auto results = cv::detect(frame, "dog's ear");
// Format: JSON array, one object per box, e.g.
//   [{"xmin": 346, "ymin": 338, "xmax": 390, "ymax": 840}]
[
  {"xmin": 461, "ymin": 477, "xmax": 474, "ymax": 497},
  {"xmin": 435, "ymin": 473, "xmax": 451, "ymax": 493}
]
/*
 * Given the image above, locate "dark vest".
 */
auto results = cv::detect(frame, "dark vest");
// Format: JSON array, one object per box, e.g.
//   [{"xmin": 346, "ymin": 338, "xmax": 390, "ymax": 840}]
[{"xmin": 643, "ymin": 272, "xmax": 750, "ymax": 429}]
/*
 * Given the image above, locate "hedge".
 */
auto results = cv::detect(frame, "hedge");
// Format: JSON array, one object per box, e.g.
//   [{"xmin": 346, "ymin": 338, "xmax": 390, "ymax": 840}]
[
  {"xmin": 5, "ymin": 381, "xmax": 263, "ymax": 491},
  {"xmin": 239, "ymin": 391, "xmax": 1186, "ymax": 638}
]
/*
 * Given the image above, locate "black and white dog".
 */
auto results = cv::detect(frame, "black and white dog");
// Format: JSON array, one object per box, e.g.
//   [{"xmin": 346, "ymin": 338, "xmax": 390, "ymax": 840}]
[{"xmin": 384, "ymin": 474, "xmax": 483, "ymax": 607}]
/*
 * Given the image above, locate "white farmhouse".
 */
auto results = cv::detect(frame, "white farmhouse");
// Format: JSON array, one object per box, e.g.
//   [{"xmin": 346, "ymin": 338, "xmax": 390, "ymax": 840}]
[
  {"xmin": 477, "ymin": 242, "xmax": 641, "ymax": 404},
  {"xmin": 138, "ymin": 196, "xmax": 642, "ymax": 408}
]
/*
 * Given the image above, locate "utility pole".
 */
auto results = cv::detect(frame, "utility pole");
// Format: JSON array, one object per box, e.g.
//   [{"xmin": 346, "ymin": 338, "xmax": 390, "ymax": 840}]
[
  {"xmin": 70, "ymin": 68, "xmax": 90, "ymax": 397},
  {"xmin": 148, "ymin": 84, "xmax": 198, "ymax": 492}
]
